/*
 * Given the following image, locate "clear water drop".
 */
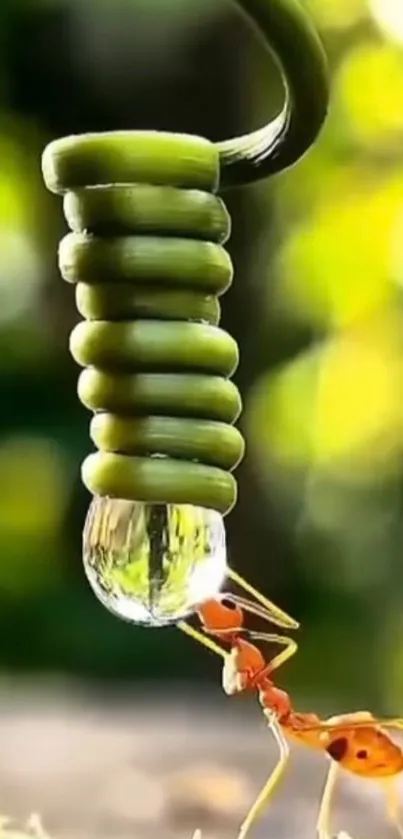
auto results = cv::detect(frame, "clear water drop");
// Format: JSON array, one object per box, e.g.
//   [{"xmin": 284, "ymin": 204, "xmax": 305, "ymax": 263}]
[{"xmin": 83, "ymin": 496, "xmax": 227, "ymax": 626}]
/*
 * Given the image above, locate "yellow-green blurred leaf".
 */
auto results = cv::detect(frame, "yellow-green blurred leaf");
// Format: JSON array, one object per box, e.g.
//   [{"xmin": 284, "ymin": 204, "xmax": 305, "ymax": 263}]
[
  {"xmin": 247, "ymin": 313, "xmax": 403, "ymax": 477},
  {"xmin": 303, "ymin": 0, "xmax": 368, "ymax": 29},
  {"xmin": 334, "ymin": 43, "xmax": 403, "ymax": 148},
  {"xmin": 275, "ymin": 172, "xmax": 403, "ymax": 329},
  {"xmin": 0, "ymin": 436, "xmax": 69, "ymax": 536},
  {"xmin": 370, "ymin": 0, "xmax": 403, "ymax": 45}
]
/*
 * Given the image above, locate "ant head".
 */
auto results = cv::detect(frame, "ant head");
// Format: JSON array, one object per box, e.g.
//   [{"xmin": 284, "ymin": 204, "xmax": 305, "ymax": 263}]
[
  {"xmin": 326, "ymin": 726, "xmax": 403, "ymax": 778},
  {"xmin": 197, "ymin": 596, "xmax": 243, "ymax": 633}
]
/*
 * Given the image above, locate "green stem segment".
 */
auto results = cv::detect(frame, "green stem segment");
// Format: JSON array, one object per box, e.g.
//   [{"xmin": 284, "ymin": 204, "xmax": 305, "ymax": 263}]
[
  {"xmin": 42, "ymin": 133, "xmax": 245, "ymax": 515},
  {"xmin": 41, "ymin": 0, "xmax": 329, "ymax": 515},
  {"xmin": 221, "ymin": 0, "xmax": 329, "ymax": 186}
]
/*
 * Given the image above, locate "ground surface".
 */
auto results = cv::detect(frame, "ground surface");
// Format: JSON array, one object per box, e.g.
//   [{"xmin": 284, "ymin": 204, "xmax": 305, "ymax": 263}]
[{"xmin": 0, "ymin": 683, "xmax": 399, "ymax": 839}]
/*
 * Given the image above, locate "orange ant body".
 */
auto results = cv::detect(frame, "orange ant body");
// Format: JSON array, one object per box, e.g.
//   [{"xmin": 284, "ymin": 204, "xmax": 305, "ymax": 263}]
[{"xmin": 178, "ymin": 569, "xmax": 403, "ymax": 839}]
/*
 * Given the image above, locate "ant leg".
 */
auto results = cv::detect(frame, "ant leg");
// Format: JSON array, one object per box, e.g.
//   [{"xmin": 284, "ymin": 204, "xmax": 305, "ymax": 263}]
[
  {"xmin": 248, "ymin": 631, "xmax": 298, "ymax": 673},
  {"xmin": 177, "ymin": 620, "xmax": 226, "ymax": 659},
  {"xmin": 316, "ymin": 761, "xmax": 340, "ymax": 839},
  {"xmin": 228, "ymin": 569, "xmax": 299, "ymax": 630},
  {"xmin": 237, "ymin": 718, "xmax": 290, "ymax": 839},
  {"xmin": 383, "ymin": 779, "xmax": 403, "ymax": 838},
  {"xmin": 221, "ymin": 592, "xmax": 294, "ymax": 634}
]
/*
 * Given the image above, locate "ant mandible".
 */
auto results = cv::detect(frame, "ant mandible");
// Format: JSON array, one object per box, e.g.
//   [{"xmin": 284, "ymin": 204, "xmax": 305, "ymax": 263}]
[{"xmin": 178, "ymin": 569, "xmax": 403, "ymax": 839}]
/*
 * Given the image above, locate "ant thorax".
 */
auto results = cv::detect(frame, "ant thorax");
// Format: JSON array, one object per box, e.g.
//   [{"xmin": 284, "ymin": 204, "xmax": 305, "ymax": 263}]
[{"xmin": 221, "ymin": 638, "xmax": 267, "ymax": 695}]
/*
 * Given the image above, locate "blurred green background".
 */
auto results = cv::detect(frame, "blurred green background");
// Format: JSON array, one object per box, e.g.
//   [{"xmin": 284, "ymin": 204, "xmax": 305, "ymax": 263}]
[{"xmin": 0, "ymin": 0, "xmax": 402, "ymax": 715}]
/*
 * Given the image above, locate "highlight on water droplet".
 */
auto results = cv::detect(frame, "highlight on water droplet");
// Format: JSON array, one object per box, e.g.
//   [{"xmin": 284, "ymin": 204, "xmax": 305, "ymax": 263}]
[{"xmin": 83, "ymin": 496, "xmax": 227, "ymax": 626}]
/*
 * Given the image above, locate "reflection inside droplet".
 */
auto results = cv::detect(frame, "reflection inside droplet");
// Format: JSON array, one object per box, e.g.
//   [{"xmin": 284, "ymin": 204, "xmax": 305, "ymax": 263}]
[{"xmin": 83, "ymin": 496, "xmax": 227, "ymax": 626}]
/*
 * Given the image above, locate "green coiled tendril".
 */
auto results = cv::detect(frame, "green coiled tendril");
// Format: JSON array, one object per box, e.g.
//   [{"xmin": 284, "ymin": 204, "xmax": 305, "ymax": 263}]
[
  {"xmin": 41, "ymin": 0, "xmax": 328, "ymax": 519},
  {"xmin": 43, "ymin": 134, "xmax": 243, "ymax": 514}
]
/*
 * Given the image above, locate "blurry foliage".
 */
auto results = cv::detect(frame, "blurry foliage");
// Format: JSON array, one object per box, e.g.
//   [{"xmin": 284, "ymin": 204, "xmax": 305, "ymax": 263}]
[
  {"xmin": 335, "ymin": 42, "xmax": 403, "ymax": 148},
  {"xmin": 0, "ymin": 436, "xmax": 69, "ymax": 596},
  {"xmin": 305, "ymin": 0, "xmax": 367, "ymax": 29},
  {"xmin": 246, "ymin": 0, "xmax": 403, "ymax": 709},
  {"xmin": 369, "ymin": 0, "xmax": 403, "ymax": 45},
  {"xmin": 0, "ymin": 0, "xmax": 402, "ymax": 712}
]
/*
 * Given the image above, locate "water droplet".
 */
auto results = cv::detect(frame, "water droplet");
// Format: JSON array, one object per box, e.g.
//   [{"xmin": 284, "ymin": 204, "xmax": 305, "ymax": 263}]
[{"xmin": 83, "ymin": 496, "xmax": 227, "ymax": 626}]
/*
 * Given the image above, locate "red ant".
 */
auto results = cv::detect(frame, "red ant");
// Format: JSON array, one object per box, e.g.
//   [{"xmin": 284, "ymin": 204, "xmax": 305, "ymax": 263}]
[{"xmin": 178, "ymin": 569, "xmax": 403, "ymax": 839}]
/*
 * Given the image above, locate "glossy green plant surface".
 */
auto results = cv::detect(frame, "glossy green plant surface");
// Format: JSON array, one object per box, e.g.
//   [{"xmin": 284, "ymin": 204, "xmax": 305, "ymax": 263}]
[
  {"xmin": 43, "ymin": 134, "xmax": 244, "ymax": 515},
  {"xmin": 220, "ymin": 0, "xmax": 329, "ymax": 185},
  {"xmin": 42, "ymin": 0, "xmax": 328, "ymax": 516}
]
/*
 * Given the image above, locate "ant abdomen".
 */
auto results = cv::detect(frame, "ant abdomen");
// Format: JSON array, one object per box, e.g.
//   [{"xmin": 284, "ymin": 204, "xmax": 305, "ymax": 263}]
[{"xmin": 325, "ymin": 724, "xmax": 403, "ymax": 778}]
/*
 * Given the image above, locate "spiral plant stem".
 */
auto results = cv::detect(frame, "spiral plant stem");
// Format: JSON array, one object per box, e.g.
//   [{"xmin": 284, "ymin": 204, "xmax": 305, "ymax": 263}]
[
  {"xmin": 42, "ymin": 133, "xmax": 245, "ymax": 515},
  {"xmin": 42, "ymin": 0, "xmax": 328, "ymax": 522}
]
